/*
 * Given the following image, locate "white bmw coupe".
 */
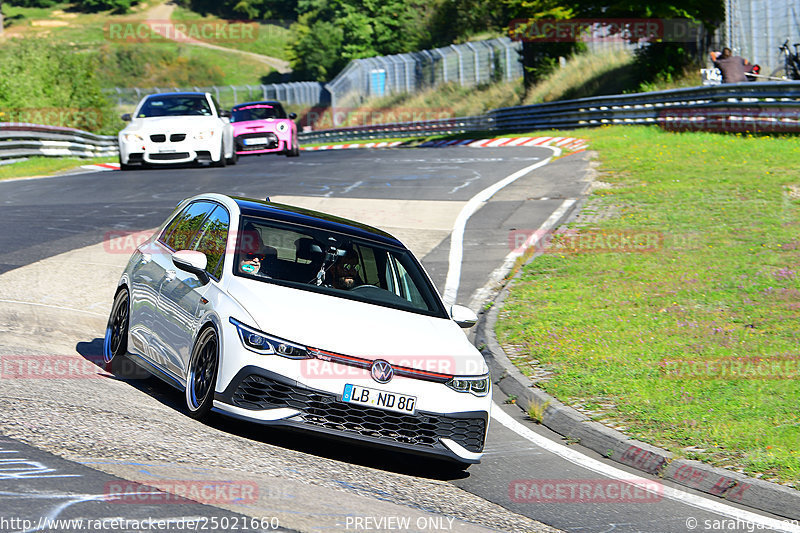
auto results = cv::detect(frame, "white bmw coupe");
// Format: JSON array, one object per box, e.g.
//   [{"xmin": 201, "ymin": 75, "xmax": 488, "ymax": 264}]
[
  {"xmin": 118, "ymin": 92, "xmax": 236, "ymax": 170},
  {"xmin": 104, "ymin": 194, "xmax": 491, "ymax": 464}
]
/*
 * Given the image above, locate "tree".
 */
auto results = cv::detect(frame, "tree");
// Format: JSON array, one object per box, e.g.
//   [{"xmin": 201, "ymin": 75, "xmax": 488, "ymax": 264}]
[{"xmin": 286, "ymin": 0, "xmax": 426, "ymax": 81}]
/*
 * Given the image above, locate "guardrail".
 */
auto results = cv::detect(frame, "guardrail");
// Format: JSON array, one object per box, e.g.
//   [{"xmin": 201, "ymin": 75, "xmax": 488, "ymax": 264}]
[
  {"xmin": 299, "ymin": 81, "xmax": 800, "ymax": 144},
  {"xmin": 0, "ymin": 123, "xmax": 118, "ymax": 162},
  {"xmin": 298, "ymin": 115, "xmax": 492, "ymax": 144}
]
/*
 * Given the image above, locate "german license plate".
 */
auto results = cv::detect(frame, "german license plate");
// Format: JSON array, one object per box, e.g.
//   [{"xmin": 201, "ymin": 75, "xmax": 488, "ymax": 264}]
[
  {"xmin": 244, "ymin": 137, "xmax": 267, "ymax": 146},
  {"xmin": 342, "ymin": 384, "xmax": 416, "ymax": 414}
]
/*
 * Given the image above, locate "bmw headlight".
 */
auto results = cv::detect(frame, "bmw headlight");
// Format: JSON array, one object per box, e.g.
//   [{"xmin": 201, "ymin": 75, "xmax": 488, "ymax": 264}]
[
  {"xmin": 123, "ymin": 133, "xmax": 144, "ymax": 142},
  {"xmin": 230, "ymin": 317, "xmax": 313, "ymax": 359},
  {"xmin": 445, "ymin": 374, "xmax": 490, "ymax": 396},
  {"xmin": 194, "ymin": 129, "xmax": 216, "ymax": 140}
]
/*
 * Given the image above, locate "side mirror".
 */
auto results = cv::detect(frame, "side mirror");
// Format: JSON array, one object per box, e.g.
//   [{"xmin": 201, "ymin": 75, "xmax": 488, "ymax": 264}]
[
  {"xmin": 121, "ymin": 113, "xmax": 132, "ymax": 121},
  {"xmin": 219, "ymin": 109, "xmax": 231, "ymax": 118},
  {"xmin": 289, "ymin": 112, "xmax": 297, "ymax": 120},
  {"xmin": 173, "ymin": 250, "xmax": 209, "ymax": 285},
  {"xmin": 450, "ymin": 305, "xmax": 478, "ymax": 329}
]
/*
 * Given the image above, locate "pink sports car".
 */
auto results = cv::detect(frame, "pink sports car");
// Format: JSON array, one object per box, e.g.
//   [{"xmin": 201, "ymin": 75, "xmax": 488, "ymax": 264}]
[{"xmin": 231, "ymin": 101, "xmax": 299, "ymax": 157}]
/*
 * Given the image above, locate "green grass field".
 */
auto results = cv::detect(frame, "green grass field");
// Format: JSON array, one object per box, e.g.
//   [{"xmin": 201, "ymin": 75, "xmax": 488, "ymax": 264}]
[
  {"xmin": 1, "ymin": 2, "xmax": 284, "ymax": 87},
  {"xmin": 0, "ymin": 156, "xmax": 117, "ymax": 181},
  {"xmin": 495, "ymin": 126, "xmax": 800, "ymax": 486}
]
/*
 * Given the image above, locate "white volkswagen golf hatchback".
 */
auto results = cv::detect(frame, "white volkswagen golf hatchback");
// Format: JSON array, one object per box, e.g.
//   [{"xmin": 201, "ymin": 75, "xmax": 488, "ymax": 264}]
[{"xmin": 104, "ymin": 194, "xmax": 491, "ymax": 464}]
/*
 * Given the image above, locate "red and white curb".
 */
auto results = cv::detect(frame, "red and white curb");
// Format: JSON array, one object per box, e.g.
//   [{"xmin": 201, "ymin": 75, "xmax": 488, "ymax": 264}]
[
  {"xmin": 301, "ymin": 141, "xmax": 403, "ymax": 151},
  {"xmin": 420, "ymin": 136, "xmax": 588, "ymax": 152},
  {"xmin": 81, "ymin": 162, "xmax": 120, "ymax": 171}
]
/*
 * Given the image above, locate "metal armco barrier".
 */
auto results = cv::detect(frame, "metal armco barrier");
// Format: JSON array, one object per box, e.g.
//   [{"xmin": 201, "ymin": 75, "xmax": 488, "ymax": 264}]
[
  {"xmin": 299, "ymin": 115, "xmax": 491, "ymax": 144},
  {"xmin": 0, "ymin": 123, "xmax": 118, "ymax": 161},
  {"xmin": 299, "ymin": 81, "xmax": 800, "ymax": 144},
  {"xmin": 489, "ymin": 81, "xmax": 800, "ymax": 132}
]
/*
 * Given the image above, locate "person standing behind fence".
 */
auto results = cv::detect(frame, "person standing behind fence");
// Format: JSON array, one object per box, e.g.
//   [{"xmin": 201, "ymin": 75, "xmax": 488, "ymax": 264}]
[{"xmin": 711, "ymin": 48, "xmax": 750, "ymax": 83}]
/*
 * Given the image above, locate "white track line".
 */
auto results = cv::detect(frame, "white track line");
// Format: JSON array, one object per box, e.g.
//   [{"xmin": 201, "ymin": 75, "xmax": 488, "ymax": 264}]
[
  {"xmin": 441, "ymin": 149, "xmax": 556, "ymax": 307},
  {"xmin": 467, "ymin": 198, "xmax": 575, "ymax": 311},
  {"xmin": 492, "ymin": 408, "xmax": 800, "ymax": 532}
]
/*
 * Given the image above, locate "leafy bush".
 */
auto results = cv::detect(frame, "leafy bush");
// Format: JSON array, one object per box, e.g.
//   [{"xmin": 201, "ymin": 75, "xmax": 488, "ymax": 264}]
[
  {"xmin": 73, "ymin": 0, "xmax": 139, "ymax": 14},
  {"xmin": 96, "ymin": 45, "xmax": 226, "ymax": 88},
  {"xmin": 6, "ymin": 0, "xmax": 60, "ymax": 7},
  {"xmin": 0, "ymin": 38, "xmax": 118, "ymax": 133}
]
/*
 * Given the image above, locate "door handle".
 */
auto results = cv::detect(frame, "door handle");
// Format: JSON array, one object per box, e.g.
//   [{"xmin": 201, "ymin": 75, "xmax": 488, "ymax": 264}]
[{"xmin": 165, "ymin": 270, "xmax": 176, "ymax": 281}]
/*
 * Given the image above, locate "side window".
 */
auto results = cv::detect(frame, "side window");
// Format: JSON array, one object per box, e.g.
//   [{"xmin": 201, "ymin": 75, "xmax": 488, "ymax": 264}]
[
  {"xmin": 393, "ymin": 257, "xmax": 426, "ymax": 309},
  {"xmin": 210, "ymin": 95, "xmax": 222, "ymax": 117},
  {"xmin": 160, "ymin": 201, "xmax": 214, "ymax": 251},
  {"xmin": 192, "ymin": 205, "xmax": 230, "ymax": 281},
  {"xmin": 354, "ymin": 244, "xmax": 380, "ymax": 286}
]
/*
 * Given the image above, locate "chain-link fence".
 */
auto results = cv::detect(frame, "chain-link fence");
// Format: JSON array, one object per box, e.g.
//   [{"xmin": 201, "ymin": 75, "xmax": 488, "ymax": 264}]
[
  {"xmin": 725, "ymin": 0, "xmax": 800, "ymax": 77},
  {"xmin": 104, "ymin": 82, "xmax": 328, "ymax": 111},
  {"xmin": 104, "ymin": 37, "xmax": 523, "ymax": 117},
  {"xmin": 326, "ymin": 37, "xmax": 523, "ymax": 109}
]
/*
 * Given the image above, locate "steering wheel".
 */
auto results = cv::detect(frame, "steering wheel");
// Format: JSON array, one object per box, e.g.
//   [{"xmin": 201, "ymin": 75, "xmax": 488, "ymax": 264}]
[{"xmin": 349, "ymin": 284, "xmax": 381, "ymax": 291}]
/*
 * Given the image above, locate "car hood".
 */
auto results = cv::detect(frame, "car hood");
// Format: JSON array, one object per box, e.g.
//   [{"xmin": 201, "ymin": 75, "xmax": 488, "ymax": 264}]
[
  {"xmin": 232, "ymin": 119, "xmax": 289, "ymax": 134},
  {"xmin": 122, "ymin": 116, "xmax": 223, "ymax": 133},
  {"xmin": 227, "ymin": 279, "xmax": 487, "ymax": 375}
]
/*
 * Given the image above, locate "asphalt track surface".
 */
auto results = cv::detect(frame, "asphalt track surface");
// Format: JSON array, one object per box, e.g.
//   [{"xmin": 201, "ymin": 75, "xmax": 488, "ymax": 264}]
[{"xmin": 0, "ymin": 148, "xmax": 795, "ymax": 533}]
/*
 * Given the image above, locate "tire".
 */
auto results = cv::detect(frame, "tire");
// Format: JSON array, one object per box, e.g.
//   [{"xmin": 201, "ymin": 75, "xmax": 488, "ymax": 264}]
[
  {"xmin": 226, "ymin": 148, "xmax": 239, "ymax": 165},
  {"xmin": 286, "ymin": 137, "xmax": 300, "ymax": 157},
  {"xmin": 103, "ymin": 289, "xmax": 129, "ymax": 364},
  {"xmin": 211, "ymin": 141, "xmax": 227, "ymax": 167},
  {"xmin": 185, "ymin": 327, "xmax": 219, "ymax": 419},
  {"xmin": 119, "ymin": 154, "xmax": 133, "ymax": 171}
]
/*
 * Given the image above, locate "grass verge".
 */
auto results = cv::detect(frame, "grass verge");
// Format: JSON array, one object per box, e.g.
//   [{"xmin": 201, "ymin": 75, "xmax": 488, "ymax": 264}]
[
  {"xmin": 0, "ymin": 157, "xmax": 117, "ymax": 181},
  {"xmin": 495, "ymin": 126, "xmax": 800, "ymax": 486}
]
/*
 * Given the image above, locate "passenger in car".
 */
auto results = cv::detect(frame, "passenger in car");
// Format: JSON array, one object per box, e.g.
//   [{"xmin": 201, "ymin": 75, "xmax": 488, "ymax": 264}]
[
  {"xmin": 238, "ymin": 224, "xmax": 275, "ymax": 275},
  {"xmin": 332, "ymin": 248, "xmax": 364, "ymax": 289}
]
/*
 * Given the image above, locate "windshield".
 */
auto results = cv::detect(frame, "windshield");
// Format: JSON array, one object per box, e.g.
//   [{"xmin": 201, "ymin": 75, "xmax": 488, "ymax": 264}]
[
  {"xmin": 233, "ymin": 216, "xmax": 447, "ymax": 317},
  {"xmin": 231, "ymin": 104, "xmax": 287, "ymax": 122},
  {"xmin": 137, "ymin": 95, "xmax": 213, "ymax": 118}
]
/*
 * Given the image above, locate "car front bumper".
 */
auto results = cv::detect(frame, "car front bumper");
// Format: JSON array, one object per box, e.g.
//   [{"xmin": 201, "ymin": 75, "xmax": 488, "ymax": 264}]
[
  {"xmin": 119, "ymin": 135, "xmax": 221, "ymax": 165},
  {"xmin": 234, "ymin": 132, "xmax": 291, "ymax": 155},
  {"xmin": 213, "ymin": 366, "xmax": 488, "ymax": 464}
]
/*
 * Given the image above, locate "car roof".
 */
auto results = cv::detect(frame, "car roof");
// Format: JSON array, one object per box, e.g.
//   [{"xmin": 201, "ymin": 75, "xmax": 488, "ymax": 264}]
[
  {"xmin": 145, "ymin": 92, "xmax": 209, "ymax": 98},
  {"xmin": 231, "ymin": 196, "xmax": 404, "ymax": 247},
  {"xmin": 232, "ymin": 101, "xmax": 284, "ymax": 109}
]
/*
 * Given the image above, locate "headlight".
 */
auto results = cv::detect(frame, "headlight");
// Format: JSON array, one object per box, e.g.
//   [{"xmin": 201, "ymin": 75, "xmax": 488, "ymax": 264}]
[
  {"xmin": 276, "ymin": 122, "xmax": 288, "ymax": 132},
  {"xmin": 445, "ymin": 374, "xmax": 490, "ymax": 396},
  {"xmin": 229, "ymin": 318, "xmax": 313, "ymax": 359},
  {"xmin": 194, "ymin": 129, "xmax": 216, "ymax": 140},
  {"xmin": 123, "ymin": 133, "xmax": 144, "ymax": 142}
]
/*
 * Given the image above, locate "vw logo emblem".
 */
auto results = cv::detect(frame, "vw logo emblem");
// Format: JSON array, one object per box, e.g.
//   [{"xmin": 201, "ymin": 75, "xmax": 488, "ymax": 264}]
[{"xmin": 370, "ymin": 360, "xmax": 394, "ymax": 384}]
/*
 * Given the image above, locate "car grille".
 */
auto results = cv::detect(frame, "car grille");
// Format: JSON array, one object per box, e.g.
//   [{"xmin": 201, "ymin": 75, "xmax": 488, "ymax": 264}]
[
  {"xmin": 170, "ymin": 133, "xmax": 186, "ymax": 142},
  {"xmin": 150, "ymin": 134, "xmax": 166, "ymax": 143},
  {"xmin": 231, "ymin": 375, "xmax": 485, "ymax": 453},
  {"xmin": 235, "ymin": 132, "xmax": 279, "ymax": 151},
  {"xmin": 150, "ymin": 152, "xmax": 190, "ymax": 160}
]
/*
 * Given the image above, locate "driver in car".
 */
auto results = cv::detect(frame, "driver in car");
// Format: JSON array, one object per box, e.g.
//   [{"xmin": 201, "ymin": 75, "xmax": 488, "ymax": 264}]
[{"xmin": 332, "ymin": 248, "xmax": 363, "ymax": 289}]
